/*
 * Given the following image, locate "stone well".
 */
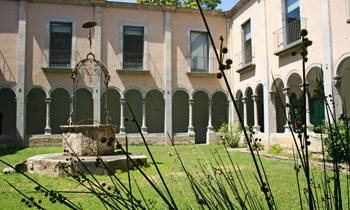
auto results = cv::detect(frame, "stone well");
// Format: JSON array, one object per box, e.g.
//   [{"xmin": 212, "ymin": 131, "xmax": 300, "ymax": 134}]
[{"xmin": 60, "ymin": 125, "xmax": 118, "ymax": 156}]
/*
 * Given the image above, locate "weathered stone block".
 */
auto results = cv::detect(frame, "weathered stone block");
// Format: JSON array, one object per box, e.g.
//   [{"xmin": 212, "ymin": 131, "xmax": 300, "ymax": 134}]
[{"xmin": 60, "ymin": 125, "xmax": 118, "ymax": 156}]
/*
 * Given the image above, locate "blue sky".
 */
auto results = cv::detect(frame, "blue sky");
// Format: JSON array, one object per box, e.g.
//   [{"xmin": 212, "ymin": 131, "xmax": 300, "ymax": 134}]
[{"xmin": 107, "ymin": 0, "xmax": 239, "ymax": 12}]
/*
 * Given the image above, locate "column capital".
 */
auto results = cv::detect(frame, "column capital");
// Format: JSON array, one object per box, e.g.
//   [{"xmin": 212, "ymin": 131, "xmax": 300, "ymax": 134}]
[
  {"xmin": 300, "ymin": 83, "xmax": 310, "ymax": 90},
  {"xmin": 269, "ymin": 91, "xmax": 275, "ymax": 99},
  {"xmin": 333, "ymin": 76, "xmax": 343, "ymax": 87},
  {"xmin": 189, "ymin": 99, "xmax": 194, "ymax": 105},
  {"xmin": 45, "ymin": 97, "xmax": 51, "ymax": 103},
  {"xmin": 120, "ymin": 98, "xmax": 125, "ymax": 104},
  {"xmin": 282, "ymin": 87, "xmax": 291, "ymax": 95},
  {"xmin": 142, "ymin": 99, "xmax": 147, "ymax": 104},
  {"xmin": 208, "ymin": 100, "xmax": 213, "ymax": 105},
  {"xmin": 25, "ymin": 97, "xmax": 29, "ymax": 104},
  {"xmin": 242, "ymin": 97, "xmax": 248, "ymax": 103},
  {"xmin": 252, "ymin": 94, "xmax": 259, "ymax": 101}
]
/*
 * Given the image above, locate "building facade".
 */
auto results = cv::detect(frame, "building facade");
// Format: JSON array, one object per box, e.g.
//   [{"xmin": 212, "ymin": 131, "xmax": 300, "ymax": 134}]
[{"xmin": 0, "ymin": 0, "xmax": 349, "ymax": 150}]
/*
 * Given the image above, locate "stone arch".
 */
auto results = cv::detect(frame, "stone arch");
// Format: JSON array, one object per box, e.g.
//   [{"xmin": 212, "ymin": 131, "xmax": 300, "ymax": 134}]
[
  {"xmin": 26, "ymin": 85, "xmax": 48, "ymax": 98},
  {"xmin": 0, "ymin": 87, "xmax": 16, "ymax": 135},
  {"xmin": 244, "ymin": 86, "xmax": 254, "ymax": 128},
  {"xmin": 306, "ymin": 67, "xmax": 325, "ymax": 130},
  {"xmin": 255, "ymin": 83, "xmax": 264, "ymax": 132},
  {"xmin": 124, "ymin": 89, "xmax": 143, "ymax": 133},
  {"xmin": 122, "ymin": 86, "xmax": 144, "ymax": 99},
  {"xmin": 101, "ymin": 86, "xmax": 122, "ymax": 96},
  {"xmin": 26, "ymin": 87, "xmax": 47, "ymax": 134},
  {"xmin": 173, "ymin": 87, "xmax": 191, "ymax": 99},
  {"xmin": 146, "ymin": 89, "xmax": 165, "ymax": 133},
  {"xmin": 270, "ymin": 75, "xmax": 285, "ymax": 91},
  {"xmin": 101, "ymin": 88, "xmax": 121, "ymax": 133},
  {"xmin": 210, "ymin": 89, "xmax": 227, "ymax": 100},
  {"xmin": 193, "ymin": 90, "xmax": 209, "ymax": 144},
  {"xmin": 192, "ymin": 88, "xmax": 210, "ymax": 100},
  {"xmin": 50, "ymin": 87, "xmax": 71, "ymax": 134},
  {"xmin": 145, "ymin": 87, "xmax": 165, "ymax": 100},
  {"xmin": 0, "ymin": 85, "xmax": 16, "ymax": 95},
  {"xmin": 172, "ymin": 89, "xmax": 189, "ymax": 133},
  {"xmin": 334, "ymin": 53, "xmax": 350, "ymax": 76},
  {"xmin": 334, "ymin": 54, "xmax": 350, "ymax": 116},
  {"xmin": 235, "ymin": 89, "xmax": 244, "ymax": 126},
  {"xmin": 212, "ymin": 91, "xmax": 228, "ymax": 131},
  {"xmin": 75, "ymin": 87, "xmax": 93, "ymax": 125},
  {"xmin": 48, "ymin": 85, "xmax": 72, "ymax": 98},
  {"xmin": 272, "ymin": 78, "xmax": 285, "ymax": 133}
]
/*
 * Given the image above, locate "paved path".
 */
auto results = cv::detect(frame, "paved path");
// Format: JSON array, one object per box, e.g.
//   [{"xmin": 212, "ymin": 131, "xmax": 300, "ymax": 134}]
[{"xmin": 228, "ymin": 148, "xmax": 349, "ymax": 174}]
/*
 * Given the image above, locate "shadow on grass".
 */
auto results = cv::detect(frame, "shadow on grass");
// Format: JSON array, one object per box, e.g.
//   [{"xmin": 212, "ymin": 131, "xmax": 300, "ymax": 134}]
[{"xmin": 0, "ymin": 148, "xmax": 23, "ymax": 158}]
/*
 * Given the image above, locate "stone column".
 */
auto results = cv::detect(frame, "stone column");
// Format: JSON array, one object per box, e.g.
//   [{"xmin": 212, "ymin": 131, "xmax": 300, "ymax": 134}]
[
  {"xmin": 164, "ymin": 11, "xmax": 172, "ymax": 145},
  {"xmin": 252, "ymin": 95, "xmax": 260, "ymax": 132},
  {"xmin": 44, "ymin": 98, "xmax": 51, "ymax": 135},
  {"xmin": 93, "ymin": 7, "xmax": 102, "ymax": 125},
  {"xmin": 141, "ymin": 99, "xmax": 148, "ymax": 134},
  {"xmin": 16, "ymin": 1, "xmax": 27, "ymax": 147},
  {"xmin": 283, "ymin": 87, "xmax": 291, "ymax": 133},
  {"xmin": 302, "ymin": 84, "xmax": 312, "ymax": 132},
  {"xmin": 269, "ymin": 91, "xmax": 277, "ymax": 133},
  {"xmin": 119, "ymin": 98, "xmax": 126, "ymax": 134},
  {"xmin": 68, "ymin": 98, "xmax": 73, "ymax": 125},
  {"xmin": 207, "ymin": 100, "xmax": 214, "ymax": 143},
  {"xmin": 242, "ymin": 97, "xmax": 248, "ymax": 127},
  {"xmin": 234, "ymin": 99, "xmax": 240, "ymax": 127},
  {"xmin": 188, "ymin": 99, "xmax": 195, "ymax": 137}
]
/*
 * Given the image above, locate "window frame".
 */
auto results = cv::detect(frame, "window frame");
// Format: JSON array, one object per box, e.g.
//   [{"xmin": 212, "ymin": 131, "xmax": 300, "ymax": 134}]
[
  {"xmin": 44, "ymin": 17, "xmax": 77, "ymax": 69},
  {"xmin": 186, "ymin": 26, "xmax": 213, "ymax": 73},
  {"xmin": 119, "ymin": 22, "xmax": 148, "ymax": 71},
  {"xmin": 242, "ymin": 19, "xmax": 252, "ymax": 66}
]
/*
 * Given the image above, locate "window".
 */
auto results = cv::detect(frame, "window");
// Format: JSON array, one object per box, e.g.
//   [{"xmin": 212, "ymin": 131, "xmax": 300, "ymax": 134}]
[
  {"xmin": 49, "ymin": 22, "xmax": 72, "ymax": 68},
  {"xmin": 242, "ymin": 20, "xmax": 252, "ymax": 65},
  {"xmin": 285, "ymin": 0, "xmax": 300, "ymax": 44},
  {"xmin": 190, "ymin": 31, "xmax": 209, "ymax": 72},
  {"xmin": 123, "ymin": 27, "xmax": 144, "ymax": 70}
]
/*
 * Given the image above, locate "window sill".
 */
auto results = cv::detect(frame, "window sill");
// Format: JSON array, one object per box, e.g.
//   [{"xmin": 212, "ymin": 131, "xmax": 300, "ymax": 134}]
[
  {"xmin": 236, "ymin": 63, "xmax": 255, "ymax": 73},
  {"xmin": 41, "ymin": 67, "xmax": 73, "ymax": 73},
  {"xmin": 117, "ymin": 69, "xmax": 150, "ymax": 74},
  {"xmin": 274, "ymin": 40, "xmax": 302, "ymax": 56},
  {"xmin": 186, "ymin": 72, "xmax": 216, "ymax": 77}
]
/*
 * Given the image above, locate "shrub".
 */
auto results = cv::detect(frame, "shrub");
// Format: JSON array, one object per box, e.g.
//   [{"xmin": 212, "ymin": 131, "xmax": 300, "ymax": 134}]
[
  {"xmin": 267, "ymin": 144, "xmax": 285, "ymax": 155},
  {"xmin": 251, "ymin": 138, "xmax": 264, "ymax": 151},
  {"xmin": 215, "ymin": 122, "xmax": 242, "ymax": 148},
  {"xmin": 319, "ymin": 120, "xmax": 350, "ymax": 163}
]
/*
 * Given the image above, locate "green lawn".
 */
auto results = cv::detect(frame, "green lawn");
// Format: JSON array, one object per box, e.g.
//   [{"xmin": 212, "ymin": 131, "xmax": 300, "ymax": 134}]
[{"xmin": 0, "ymin": 145, "xmax": 348, "ymax": 209}]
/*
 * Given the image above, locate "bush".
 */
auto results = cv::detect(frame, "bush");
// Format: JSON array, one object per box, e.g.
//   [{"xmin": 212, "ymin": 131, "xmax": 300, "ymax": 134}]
[
  {"xmin": 251, "ymin": 138, "xmax": 264, "ymax": 151},
  {"xmin": 267, "ymin": 144, "xmax": 285, "ymax": 155},
  {"xmin": 319, "ymin": 120, "xmax": 350, "ymax": 163},
  {"xmin": 215, "ymin": 122, "xmax": 242, "ymax": 148}
]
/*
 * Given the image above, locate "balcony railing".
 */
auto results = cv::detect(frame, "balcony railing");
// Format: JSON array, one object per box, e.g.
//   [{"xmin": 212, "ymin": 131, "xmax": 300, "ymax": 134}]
[
  {"xmin": 190, "ymin": 56, "xmax": 209, "ymax": 72},
  {"xmin": 273, "ymin": 18, "xmax": 306, "ymax": 54},
  {"xmin": 235, "ymin": 46, "xmax": 255, "ymax": 72},
  {"xmin": 41, "ymin": 50, "xmax": 79, "ymax": 69},
  {"xmin": 116, "ymin": 53, "xmax": 150, "ymax": 71}
]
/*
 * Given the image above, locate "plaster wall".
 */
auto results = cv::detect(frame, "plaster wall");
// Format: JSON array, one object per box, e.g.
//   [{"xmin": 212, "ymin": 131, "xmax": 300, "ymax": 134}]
[
  {"xmin": 0, "ymin": 1, "xmax": 19, "ymax": 88},
  {"xmin": 171, "ymin": 12, "xmax": 227, "ymax": 93},
  {"xmin": 330, "ymin": 0, "xmax": 350, "ymax": 68},
  {"xmin": 25, "ymin": 2, "xmax": 94, "ymax": 91},
  {"xmin": 102, "ymin": 8, "xmax": 166, "ymax": 93},
  {"xmin": 230, "ymin": 0, "xmax": 264, "ymax": 94}
]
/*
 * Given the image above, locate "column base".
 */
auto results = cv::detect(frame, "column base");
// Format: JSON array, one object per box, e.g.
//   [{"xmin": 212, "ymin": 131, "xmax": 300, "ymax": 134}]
[
  {"xmin": 253, "ymin": 125, "xmax": 261, "ymax": 133},
  {"xmin": 141, "ymin": 127, "xmax": 148, "ymax": 134},
  {"xmin": 284, "ymin": 125, "xmax": 291, "ymax": 133},
  {"xmin": 188, "ymin": 126, "xmax": 195, "ymax": 137},
  {"xmin": 44, "ymin": 127, "xmax": 51, "ymax": 135},
  {"xmin": 119, "ymin": 127, "xmax": 126, "ymax": 135}
]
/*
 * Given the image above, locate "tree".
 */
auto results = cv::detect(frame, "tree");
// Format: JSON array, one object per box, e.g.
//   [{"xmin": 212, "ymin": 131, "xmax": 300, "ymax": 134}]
[{"xmin": 136, "ymin": 0, "xmax": 222, "ymax": 11}]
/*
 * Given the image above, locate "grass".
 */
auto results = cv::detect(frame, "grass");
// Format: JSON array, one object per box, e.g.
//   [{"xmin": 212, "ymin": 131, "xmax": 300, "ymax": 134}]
[{"xmin": 0, "ymin": 145, "xmax": 348, "ymax": 209}]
